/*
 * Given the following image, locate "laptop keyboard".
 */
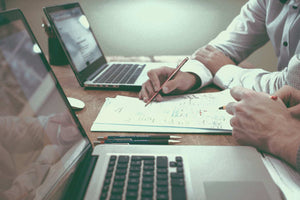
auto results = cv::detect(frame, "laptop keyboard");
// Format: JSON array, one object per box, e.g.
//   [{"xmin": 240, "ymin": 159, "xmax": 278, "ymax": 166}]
[
  {"xmin": 100, "ymin": 155, "xmax": 187, "ymax": 200},
  {"xmin": 94, "ymin": 64, "xmax": 146, "ymax": 84}
]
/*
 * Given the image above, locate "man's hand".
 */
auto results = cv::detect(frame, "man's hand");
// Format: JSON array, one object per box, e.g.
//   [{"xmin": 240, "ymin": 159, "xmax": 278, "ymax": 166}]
[
  {"xmin": 225, "ymin": 86, "xmax": 300, "ymax": 168},
  {"xmin": 138, "ymin": 66, "xmax": 198, "ymax": 102},
  {"xmin": 192, "ymin": 45, "xmax": 235, "ymax": 75}
]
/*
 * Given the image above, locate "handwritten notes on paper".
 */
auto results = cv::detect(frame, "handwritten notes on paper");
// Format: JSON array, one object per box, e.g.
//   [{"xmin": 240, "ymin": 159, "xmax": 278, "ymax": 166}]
[{"xmin": 91, "ymin": 90, "xmax": 235, "ymax": 133}]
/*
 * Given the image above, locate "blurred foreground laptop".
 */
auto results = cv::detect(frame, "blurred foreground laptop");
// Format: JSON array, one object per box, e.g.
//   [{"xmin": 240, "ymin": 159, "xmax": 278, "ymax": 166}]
[
  {"xmin": 0, "ymin": 9, "xmax": 283, "ymax": 200},
  {"xmin": 43, "ymin": 2, "xmax": 175, "ymax": 90}
]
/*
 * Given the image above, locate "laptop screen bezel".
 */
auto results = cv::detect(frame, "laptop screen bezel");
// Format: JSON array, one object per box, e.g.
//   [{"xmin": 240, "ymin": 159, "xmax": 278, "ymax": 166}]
[
  {"xmin": 0, "ymin": 8, "xmax": 93, "ymax": 199},
  {"xmin": 43, "ymin": 2, "xmax": 108, "ymax": 86}
]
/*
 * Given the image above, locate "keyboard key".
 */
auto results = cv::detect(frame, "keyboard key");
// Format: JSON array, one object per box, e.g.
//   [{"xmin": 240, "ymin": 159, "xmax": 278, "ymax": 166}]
[
  {"xmin": 128, "ymin": 178, "xmax": 139, "ymax": 185},
  {"xmin": 142, "ymin": 177, "xmax": 154, "ymax": 183},
  {"xmin": 157, "ymin": 174, "xmax": 168, "ymax": 180},
  {"xmin": 110, "ymin": 194, "xmax": 122, "ymax": 200},
  {"xmin": 177, "ymin": 167, "xmax": 184, "ymax": 173},
  {"xmin": 170, "ymin": 161, "xmax": 177, "ymax": 167},
  {"xmin": 144, "ymin": 160, "xmax": 155, "ymax": 165},
  {"xmin": 157, "ymin": 180, "xmax": 168, "ymax": 186},
  {"xmin": 157, "ymin": 186, "xmax": 168, "ymax": 193},
  {"xmin": 142, "ymin": 183, "xmax": 153, "ymax": 190},
  {"xmin": 126, "ymin": 191, "xmax": 138, "ymax": 199},
  {"xmin": 141, "ymin": 189, "xmax": 153, "ymax": 197},
  {"xmin": 157, "ymin": 168, "xmax": 168, "ymax": 174},
  {"xmin": 171, "ymin": 172, "xmax": 184, "ymax": 179},
  {"xmin": 157, "ymin": 192, "xmax": 168, "ymax": 200},
  {"xmin": 157, "ymin": 157, "xmax": 168, "ymax": 168},
  {"xmin": 142, "ymin": 156, "xmax": 155, "ymax": 160},
  {"xmin": 129, "ymin": 172, "xmax": 140, "ymax": 178},
  {"xmin": 143, "ymin": 165, "xmax": 154, "ymax": 171},
  {"xmin": 118, "ymin": 156, "xmax": 129, "ymax": 163},
  {"xmin": 143, "ymin": 171, "xmax": 154, "ymax": 177},
  {"xmin": 111, "ymin": 187, "xmax": 123, "ymax": 194},
  {"xmin": 171, "ymin": 186, "xmax": 187, "ymax": 200},
  {"xmin": 127, "ymin": 184, "xmax": 139, "ymax": 191},
  {"xmin": 175, "ymin": 156, "xmax": 183, "ymax": 162}
]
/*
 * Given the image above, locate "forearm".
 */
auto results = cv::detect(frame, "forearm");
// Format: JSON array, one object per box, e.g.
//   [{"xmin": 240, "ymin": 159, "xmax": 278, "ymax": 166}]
[{"xmin": 213, "ymin": 65, "xmax": 288, "ymax": 94}]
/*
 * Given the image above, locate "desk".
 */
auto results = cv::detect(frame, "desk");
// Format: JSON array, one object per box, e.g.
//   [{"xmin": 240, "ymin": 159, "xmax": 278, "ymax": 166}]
[{"xmin": 51, "ymin": 56, "xmax": 238, "ymax": 146}]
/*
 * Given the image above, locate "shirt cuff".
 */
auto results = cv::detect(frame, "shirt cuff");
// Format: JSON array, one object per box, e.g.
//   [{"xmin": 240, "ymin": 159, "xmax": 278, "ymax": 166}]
[
  {"xmin": 181, "ymin": 59, "xmax": 213, "ymax": 91},
  {"xmin": 213, "ymin": 65, "xmax": 244, "ymax": 89}
]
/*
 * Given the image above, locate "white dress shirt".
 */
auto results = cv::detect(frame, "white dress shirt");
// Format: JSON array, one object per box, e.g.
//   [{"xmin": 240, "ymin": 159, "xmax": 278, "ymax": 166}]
[{"xmin": 189, "ymin": 0, "xmax": 300, "ymax": 94}]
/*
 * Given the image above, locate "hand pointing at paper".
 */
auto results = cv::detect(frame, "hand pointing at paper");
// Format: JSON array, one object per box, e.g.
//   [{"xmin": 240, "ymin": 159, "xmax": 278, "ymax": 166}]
[{"xmin": 225, "ymin": 86, "xmax": 300, "ymax": 170}]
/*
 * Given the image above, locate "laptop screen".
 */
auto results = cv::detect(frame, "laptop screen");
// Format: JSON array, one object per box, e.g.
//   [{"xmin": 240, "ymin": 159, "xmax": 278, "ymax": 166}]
[
  {"xmin": 48, "ymin": 6, "xmax": 103, "ymax": 73},
  {"xmin": 0, "ymin": 10, "xmax": 89, "ymax": 200}
]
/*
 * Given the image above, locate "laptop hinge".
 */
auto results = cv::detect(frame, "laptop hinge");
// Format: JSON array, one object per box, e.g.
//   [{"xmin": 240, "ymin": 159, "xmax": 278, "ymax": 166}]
[
  {"xmin": 62, "ymin": 148, "xmax": 98, "ymax": 200},
  {"xmin": 87, "ymin": 64, "xmax": 108, "ymax": 81}
]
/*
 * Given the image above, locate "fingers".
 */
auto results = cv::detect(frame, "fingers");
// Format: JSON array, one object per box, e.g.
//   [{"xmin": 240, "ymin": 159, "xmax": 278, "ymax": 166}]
[
  {"xmin": 147, "ymin": 68, "xmax": 165, "ymax": 92},
  {"xmin": 225, "ymin": 102, "xmax": 235, "ymax": 115},
  {"xmin": 274, "ymin": 85, "xmax": 300, "ymax": 107},
  {"xmin": 139, "ymin": 67, "xmax": 173, "ymax": 103},
  {"xmin": 288, "ymin": 104, "xmax": 300, "ymax": 119},
  {"xmin": 139, "ymin": 80, "xmax": 163, "ymax": 103}
]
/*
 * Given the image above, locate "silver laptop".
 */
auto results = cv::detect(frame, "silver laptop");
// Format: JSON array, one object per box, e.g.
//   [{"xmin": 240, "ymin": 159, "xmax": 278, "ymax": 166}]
[
  {"xmin": 43, "ymin": 2, "xmax": 174, "ymax": 91},
  {"xmin": 0, "ymin": 9, "xmax": 282, "ymax": 200}
]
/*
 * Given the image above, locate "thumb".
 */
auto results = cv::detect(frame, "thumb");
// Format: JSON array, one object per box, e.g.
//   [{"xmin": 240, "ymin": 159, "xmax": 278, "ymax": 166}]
[
  {"xmin": 288, "ymin": 104, "xmax": 300, "ymax": 119},
  {"xmin": 230, "ymin": 86, "xmax": 252, "ymax": 101},
  {"xmin": 162, "ymin": 79, "xmax": 178, "ymax": 94}
]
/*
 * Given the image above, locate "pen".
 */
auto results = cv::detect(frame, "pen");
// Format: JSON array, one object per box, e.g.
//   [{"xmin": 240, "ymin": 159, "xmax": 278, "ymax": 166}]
[
  {"xmin": 94, "ymin": 139, "xmax": 181, "ymax": 145},
  {"xmin": 97, "ymin": 135, "xmax": 182, "ymax": 140},
  {"xmin": 145, "ymin": 57, "xmax": 189, "ymax": 107}
]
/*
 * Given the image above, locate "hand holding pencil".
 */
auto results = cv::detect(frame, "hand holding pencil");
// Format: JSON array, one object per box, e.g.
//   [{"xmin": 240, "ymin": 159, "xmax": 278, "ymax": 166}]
[
  {"xmin": 139, "ymin": 57, "xmax": 199, "ymax": 104},
  {"xmin": 145, "ymin": 57, "xmax": 189, "ymax": 106}
]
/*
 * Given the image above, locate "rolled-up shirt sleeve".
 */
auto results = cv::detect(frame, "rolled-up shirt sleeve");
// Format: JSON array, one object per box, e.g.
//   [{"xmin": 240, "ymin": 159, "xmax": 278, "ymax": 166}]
[
  {"xmin": 209, "ymin": 0, "xmax": 269, "ymax": 64},
  {"xmin": 213, "ymin": 54, "xmax": 300, "ymax": 94}
]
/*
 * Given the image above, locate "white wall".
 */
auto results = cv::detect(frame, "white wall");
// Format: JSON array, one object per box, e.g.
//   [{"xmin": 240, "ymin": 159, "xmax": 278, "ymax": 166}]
[{"xmin": 6, "ymin": 0, "xmax": 277, "ymax": 71}]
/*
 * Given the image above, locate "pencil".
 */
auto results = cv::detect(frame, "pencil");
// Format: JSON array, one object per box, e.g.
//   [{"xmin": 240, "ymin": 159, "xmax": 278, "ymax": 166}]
[
  {"xmin": 218, "ymin": 105, "xmax": 226, "ymax": 110},
  {"xmin": 94, "ymin": 139, "xmax": 181, "ymax": 145},
  {"xmin": 219, "ymin": 95, "xmax": 278, "ymax": 110},
  {"xmin": 97, "ymin": 135, "xmax": 182, "ymax": 140},
  {"xmin": 145, "ymin": 57, "xmax": 189, "ymax": 107}
]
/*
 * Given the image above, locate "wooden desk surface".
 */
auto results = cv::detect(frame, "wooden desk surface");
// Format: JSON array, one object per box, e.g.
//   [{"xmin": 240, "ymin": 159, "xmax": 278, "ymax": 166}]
[{"xmin": 52, "ymin": 56, "xmax": 238, "ymax": 147}]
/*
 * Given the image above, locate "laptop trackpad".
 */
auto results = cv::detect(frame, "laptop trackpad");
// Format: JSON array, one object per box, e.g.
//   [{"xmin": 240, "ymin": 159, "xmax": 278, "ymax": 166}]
[{"xmin": 204, "ymin": 181, "xmax": 271, "ymax": 200}]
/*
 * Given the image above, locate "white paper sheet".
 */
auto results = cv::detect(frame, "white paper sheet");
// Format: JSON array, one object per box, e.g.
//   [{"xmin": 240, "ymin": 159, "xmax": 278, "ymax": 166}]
[
  {"xmin": 91, "ymin": 90, "xmax": 234, "ymax": 133},
  {"xmin": 261, "ymin": 154, "xmax": 300, "ymax": 200}
]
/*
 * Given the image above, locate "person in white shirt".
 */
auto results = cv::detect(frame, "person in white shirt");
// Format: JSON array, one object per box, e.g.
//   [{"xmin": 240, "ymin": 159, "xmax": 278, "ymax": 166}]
[{"xmin": 139, "ymin": 0, "xmax": 300, "ymax": 102}]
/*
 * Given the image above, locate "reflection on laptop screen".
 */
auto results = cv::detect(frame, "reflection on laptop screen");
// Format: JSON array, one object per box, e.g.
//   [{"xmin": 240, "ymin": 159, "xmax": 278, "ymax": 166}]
[
  {"xmin": 0, "ymin": 14, "xmax": 89, "ymax": 199},
  {"xmin": 50, "ymin": 7, "xmax": 102, "ymax": 72}
]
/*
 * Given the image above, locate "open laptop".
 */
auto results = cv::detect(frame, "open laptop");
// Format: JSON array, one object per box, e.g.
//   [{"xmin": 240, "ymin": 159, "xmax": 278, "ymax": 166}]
[
  {"xmin": 43, "ymin": 2, "xmax": 175, "ymax": 91},
  {"xmin": 0, "ymin": 9, "xmax": 283, "ymax": 200}
]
